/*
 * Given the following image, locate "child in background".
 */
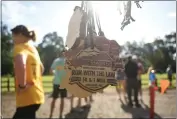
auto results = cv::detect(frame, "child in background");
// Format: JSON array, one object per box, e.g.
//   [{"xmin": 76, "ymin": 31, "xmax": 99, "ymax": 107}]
[
  {"xmin": 149, "ymin": 70, "xmax": 156, "ymax": 85},
  {"xmin": 115, "ymin": 69, "xmax": 126, "ymax": 100},
  {"xmin": 149, "ymin": 70, "xmax": 158, "ymax": 90}
]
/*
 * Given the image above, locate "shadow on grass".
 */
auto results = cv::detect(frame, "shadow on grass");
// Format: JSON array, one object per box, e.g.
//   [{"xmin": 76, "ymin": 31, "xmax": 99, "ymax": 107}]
[
  {"xmin": 120, "ymin": 99, "xmax": 162, "ymax": 119},
  {"xmin": 65, "ymin": 104, "xmax": 91, "ymax": 119}
]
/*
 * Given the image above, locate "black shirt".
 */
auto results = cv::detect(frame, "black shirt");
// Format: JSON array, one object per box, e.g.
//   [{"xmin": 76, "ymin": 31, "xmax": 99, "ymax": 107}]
[{"xmin": 125, "ymin": 60, "xmax": 138, "ymax": 79}]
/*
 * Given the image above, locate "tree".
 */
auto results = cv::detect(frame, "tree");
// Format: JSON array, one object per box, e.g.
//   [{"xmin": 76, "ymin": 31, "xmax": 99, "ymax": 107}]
[
  {"xmin": 1, "ymin": 22, "xmax": 14, "ymax": 75},
  {"xmin": 165, "ymin": 32, "xmax": 176, "ymax": 56},
  {"xmin": 38, "ymin": 32, "xmax": 64, "ymax": 74},
  {"xmin": 123, "ymin": 32, "xmax": 176, "ymax": 73},
  {"xmin": 164, "ymin": 32, "xmax": 176, "ymax": 71}
]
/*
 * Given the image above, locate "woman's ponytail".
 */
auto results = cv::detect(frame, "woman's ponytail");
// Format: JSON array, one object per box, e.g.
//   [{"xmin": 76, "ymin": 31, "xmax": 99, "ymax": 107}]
[{"xmin": 29, "ymin": 31, "xmax": 36, "ymax": 42}]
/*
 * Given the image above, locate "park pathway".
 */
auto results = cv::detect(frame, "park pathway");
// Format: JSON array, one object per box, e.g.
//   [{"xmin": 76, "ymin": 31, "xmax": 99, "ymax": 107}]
[{"xmin": 2, "ymin": 87, "xmax": 176, "ymax": 118}]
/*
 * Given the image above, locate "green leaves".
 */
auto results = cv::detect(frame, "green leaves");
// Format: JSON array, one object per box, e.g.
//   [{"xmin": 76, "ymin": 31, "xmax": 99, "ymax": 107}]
[
  {"xmin": 1, "ymin": 22, "xmax": 14, "ymax": 75},
  {"xmin": 123, "ymin": 32, "xmax": 176, "ymax": 72},
  {"xmin": 37, "ymin": 32, "xmax": 64, "ymax": 74},
  {"xmin": 1, "ymin": 21, "xmax": 176, "ymax": 75}
]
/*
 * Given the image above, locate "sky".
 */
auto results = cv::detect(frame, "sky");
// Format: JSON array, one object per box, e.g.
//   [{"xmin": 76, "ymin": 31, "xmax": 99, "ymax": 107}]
[{"xmin": 2, "ymin": 1, "xmax": 176, "ymax": 46}]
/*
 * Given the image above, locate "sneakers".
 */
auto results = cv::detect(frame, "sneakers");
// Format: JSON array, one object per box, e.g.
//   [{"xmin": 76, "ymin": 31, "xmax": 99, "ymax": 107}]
[
  {"xmin": 135, "ymin": 103, "xmax": 141, "ymax": 108},
  {"xmin": 128, "ymin": 102, "xmax": 141, "ymax": 108},
  {"xmin": 128, "ymin": 102, "xmax": 133, "ymax": 108},
  {"xmin": 59, "ymin": 115, "xmax": 63, "ymax": 119}
]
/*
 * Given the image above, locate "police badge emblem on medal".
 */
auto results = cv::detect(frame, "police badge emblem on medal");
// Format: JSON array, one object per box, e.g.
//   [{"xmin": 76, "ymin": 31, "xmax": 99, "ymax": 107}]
[
  {"xmin": 62, "ymin": 37, "xmax": 124, "ymax": 98},
  {"xmin": 60, "ymin": 1, "xmax": 142, "ymax": 98}
]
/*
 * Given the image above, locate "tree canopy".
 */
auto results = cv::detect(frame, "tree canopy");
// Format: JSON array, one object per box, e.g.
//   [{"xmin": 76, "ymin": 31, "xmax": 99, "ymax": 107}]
[
  {"xmin": 1, "ymin": 23, "xmax": 176, "ymax": 75},
  {"xmin": 1, "ymin": 22, "xmax": 13, "ymax": 75}
]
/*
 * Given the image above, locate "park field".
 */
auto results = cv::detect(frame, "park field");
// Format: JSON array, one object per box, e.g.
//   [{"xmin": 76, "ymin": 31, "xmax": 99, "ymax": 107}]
[{"xmin": 1, "ymin": 74, "xmax": 176, "ymax": 93}]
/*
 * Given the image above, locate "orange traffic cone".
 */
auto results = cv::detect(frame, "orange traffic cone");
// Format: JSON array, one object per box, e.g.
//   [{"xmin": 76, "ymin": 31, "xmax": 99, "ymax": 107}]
[{"xmin": 160, "ymin": 80, "xmax": 170, "ymax": 94}]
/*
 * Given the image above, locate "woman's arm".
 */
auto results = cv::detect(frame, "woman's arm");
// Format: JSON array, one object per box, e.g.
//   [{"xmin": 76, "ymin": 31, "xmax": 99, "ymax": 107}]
[
  {"xmin": 40, "ymin": 62, "xmax": 44, "ymax": 75},
  {"xmin": 14, "ymin": 54, "xmax": 27, "ymax": 87}
]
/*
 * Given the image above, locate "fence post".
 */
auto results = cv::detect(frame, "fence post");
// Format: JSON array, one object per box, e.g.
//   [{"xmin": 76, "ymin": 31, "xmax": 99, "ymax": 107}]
[{"xmin": 7, "ymin": 75, "xmax": 10, "ymax": 92}]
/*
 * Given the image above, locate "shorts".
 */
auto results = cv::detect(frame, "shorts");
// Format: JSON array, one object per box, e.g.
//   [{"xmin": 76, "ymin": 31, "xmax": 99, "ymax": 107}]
[
  {"xmin": 52, "ymin": 84, "xmax": 67, "ymax": 99},
  {"xmin": 116, "ymin": 72, "xmax": 125, "ymax": 80}
]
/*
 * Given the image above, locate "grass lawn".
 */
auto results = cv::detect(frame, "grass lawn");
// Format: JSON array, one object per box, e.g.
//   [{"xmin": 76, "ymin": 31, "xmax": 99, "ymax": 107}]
[{"xmin": 1, "ymin": 74, "xmax": 176, "ymax": 93}]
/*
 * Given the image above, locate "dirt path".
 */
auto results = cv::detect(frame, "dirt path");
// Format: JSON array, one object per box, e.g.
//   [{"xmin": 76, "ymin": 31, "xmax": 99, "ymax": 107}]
[{"xmin": 2, "ymin": 88, "xmax": 176, "ymax": 118}]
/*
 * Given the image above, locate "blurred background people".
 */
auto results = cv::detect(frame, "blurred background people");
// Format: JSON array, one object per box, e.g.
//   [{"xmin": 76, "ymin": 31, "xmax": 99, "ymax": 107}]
[
  {"xmin": 125, "ymin": 56, "xmax": 140, "ymax": 108},
  {"xmin": 136, "ymin": 58, "xmax": 144, "ymax": 100},
  {"xmin": 115, "ymin": 68, "xmax": 127, "ymax": 101},
  {"xmin": 149, "ymin": 69, "xmax": 157, "ymax": 88},
  {"xmin": 166, "ymin": 65, "xmax": 173, "ymax": 87},
  {"xmin": 49, "ymin": 50, "xmax": 67, "ymax": 119}
]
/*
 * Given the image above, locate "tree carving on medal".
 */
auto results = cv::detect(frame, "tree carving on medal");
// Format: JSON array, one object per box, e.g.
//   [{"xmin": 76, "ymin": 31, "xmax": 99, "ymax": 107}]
[{"xmin": 60, "ymin": 1, "xmax": 144, "ymax": 98}]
